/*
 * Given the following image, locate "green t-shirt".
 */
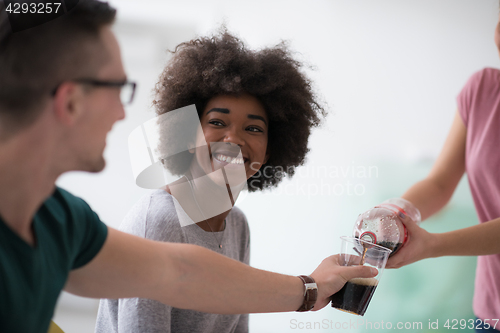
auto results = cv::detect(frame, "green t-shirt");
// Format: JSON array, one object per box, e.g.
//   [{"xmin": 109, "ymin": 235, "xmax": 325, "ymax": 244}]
[{"xmin": 0, "ymin": 187, "xmax": 108, "ymax": 333}]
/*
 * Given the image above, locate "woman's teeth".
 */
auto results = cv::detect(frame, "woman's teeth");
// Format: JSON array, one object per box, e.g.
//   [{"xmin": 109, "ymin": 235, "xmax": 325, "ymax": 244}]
[{"xmin": 214, "ymin": 154, "xmax": 244, "ymax": 165}]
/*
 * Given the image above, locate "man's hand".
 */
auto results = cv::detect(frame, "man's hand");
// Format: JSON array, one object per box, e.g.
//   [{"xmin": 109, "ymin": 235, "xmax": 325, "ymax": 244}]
[{"xmin": 310, "ymin": 255, "xmax": 378, "ymax": 310}]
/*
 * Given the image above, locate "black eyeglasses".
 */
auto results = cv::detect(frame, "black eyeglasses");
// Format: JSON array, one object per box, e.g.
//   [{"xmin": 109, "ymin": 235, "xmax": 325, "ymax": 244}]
[{"xmin": 51, "ymin": 79, "xmax": 137, "ymax": 105}]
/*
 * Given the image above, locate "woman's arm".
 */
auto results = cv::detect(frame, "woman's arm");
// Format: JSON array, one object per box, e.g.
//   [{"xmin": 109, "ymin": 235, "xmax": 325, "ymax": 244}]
[
  {"xmin": 401, "ymin": 110, "xmax": 466, "ymax": 220},
  {"xmin": 387, "ymin": 215, "xmax": 500, "ymax": 268},
  {"xmin": 386, "ymin": 110, "xmax": 467, "ymax": 268},
  {"xmin": 434, "ymin": 217, "xmax": 500, "ymax": 257}
]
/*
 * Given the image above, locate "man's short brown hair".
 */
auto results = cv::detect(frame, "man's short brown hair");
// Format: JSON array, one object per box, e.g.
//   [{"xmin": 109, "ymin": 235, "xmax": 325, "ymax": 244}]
[{"xmin": 0, "ymin": 0, "xmax": 116, "ymax": 138}]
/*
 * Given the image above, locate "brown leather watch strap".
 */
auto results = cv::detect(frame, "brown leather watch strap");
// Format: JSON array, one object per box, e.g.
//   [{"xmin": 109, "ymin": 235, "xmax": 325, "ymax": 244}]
[{"xmin": 296, "ymin": 275, "xmax": 318, "ymax": 312}]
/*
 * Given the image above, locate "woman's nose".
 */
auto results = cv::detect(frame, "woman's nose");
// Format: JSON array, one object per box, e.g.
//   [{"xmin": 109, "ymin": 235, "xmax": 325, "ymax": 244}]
[{"xmin": 223, "ymin": 127, "xmax": 244, "ymax": 146}]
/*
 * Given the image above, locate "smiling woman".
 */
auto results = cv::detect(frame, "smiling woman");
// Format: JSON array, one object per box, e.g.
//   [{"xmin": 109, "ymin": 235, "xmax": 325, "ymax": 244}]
[
  {"xmin": 155, "ymin": 28, "xmax": 326, "ymax": 192},
  {"xmin": 95, "ymin": 29, "xmax": 326, "ymax": 333}
]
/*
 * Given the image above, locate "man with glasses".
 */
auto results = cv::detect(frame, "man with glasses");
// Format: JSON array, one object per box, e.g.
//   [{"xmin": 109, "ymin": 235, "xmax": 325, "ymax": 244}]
[{"xmin": 0, "ymin": 1, "xmax": 376, "ymax": 332}]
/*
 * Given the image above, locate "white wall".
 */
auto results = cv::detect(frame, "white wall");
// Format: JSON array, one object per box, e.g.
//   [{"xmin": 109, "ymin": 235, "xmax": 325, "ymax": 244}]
[{"xmin": 54, "ymin": 1, "xmax": 499, "ymax": 332}]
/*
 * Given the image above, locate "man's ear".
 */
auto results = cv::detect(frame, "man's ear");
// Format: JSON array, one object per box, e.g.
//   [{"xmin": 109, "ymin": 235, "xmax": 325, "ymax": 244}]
[{"xmin": 53, "ymin": 82, "xmax": 85, "ymax": 126}]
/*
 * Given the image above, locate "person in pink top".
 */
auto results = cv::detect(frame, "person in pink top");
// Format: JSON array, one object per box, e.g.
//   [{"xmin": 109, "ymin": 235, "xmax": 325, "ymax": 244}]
[{"xmin": 379, "ymin": 14, "xmax": 500, "ymax": 333}]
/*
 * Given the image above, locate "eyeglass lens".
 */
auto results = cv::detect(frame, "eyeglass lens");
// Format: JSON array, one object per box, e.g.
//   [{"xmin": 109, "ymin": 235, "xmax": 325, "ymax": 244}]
[{"xmin": 120, "ymin": 82, "xmax": 135, "ymax": 105}]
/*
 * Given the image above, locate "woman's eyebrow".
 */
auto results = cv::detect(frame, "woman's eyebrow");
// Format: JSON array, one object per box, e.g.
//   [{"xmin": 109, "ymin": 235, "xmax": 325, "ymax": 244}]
[
  {"xmin": 247, "ymin": 114, "xmax": 267, "ymax": 126},
  {"xmin": 206, "ymin": 108, "xmax": 267, "ymax": 126},
  {"xmin": 206, "ymin": 108, "xmax": 229, "ymax": 114}
]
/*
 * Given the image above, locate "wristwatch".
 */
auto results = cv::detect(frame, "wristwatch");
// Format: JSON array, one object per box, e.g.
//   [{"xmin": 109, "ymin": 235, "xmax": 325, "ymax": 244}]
[{"xmin": 296, "ymin": 275, "xmax": 318, "ymax": 312}]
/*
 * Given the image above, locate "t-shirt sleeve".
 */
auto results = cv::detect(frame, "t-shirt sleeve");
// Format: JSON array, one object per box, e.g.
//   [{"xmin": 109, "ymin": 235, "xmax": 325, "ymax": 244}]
[
  {"xmin": 55, "ymin": 188, "xmax": 108, "ymax": 270},
  {"xmin": 71, "ymin": 202, "xmax": 108, "ymax": 269},
  {"xmin": 457, "ymin": 69, "xmax": 485, "ymax": 127}
]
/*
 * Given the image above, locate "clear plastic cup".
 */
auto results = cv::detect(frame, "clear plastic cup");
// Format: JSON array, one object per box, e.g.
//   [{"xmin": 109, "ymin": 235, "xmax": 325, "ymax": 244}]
[{"xmin": 330, "ymin": 236, "xmax": 391, "ymax": 316}]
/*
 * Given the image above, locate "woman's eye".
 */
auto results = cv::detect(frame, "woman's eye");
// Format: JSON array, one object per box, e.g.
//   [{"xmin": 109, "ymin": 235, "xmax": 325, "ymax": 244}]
[
  {"xmin": 247, "ymin": 126, "xmax": 263, "ymax": 133},
  {"xmin": 209, "ymin": 120, "xmax": 224, "ymax": 126}
]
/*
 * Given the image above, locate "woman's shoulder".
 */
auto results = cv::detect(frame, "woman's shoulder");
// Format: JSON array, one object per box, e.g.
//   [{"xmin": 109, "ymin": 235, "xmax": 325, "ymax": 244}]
[
  {"xmin": 458, "ymin": 67, "xmax": 500, "ymax": 126},
  {"xmin": 468, "ymin": 67, "xmax": 500, "ymax": 98},
  {"xmin": 228, "ymin": 205, "xmax": 247, "ymax": 221},
  {"xmin": 227, "ymin": 206, "xmax": 249, "ymax": 231},
  {"xmin": 467, "ymin": 67, "xmax": 500, "ymax": 86},
  {"xmin": 478, "ymin": 67, "xmax": 500, "ymax": 75},
  {"xmin": 120, "ymin": 190, "xmax": 184, "ymax": 241},
  {"xmin": 123, "ymin": 190, "xmax": 178, "ymax": 221}
]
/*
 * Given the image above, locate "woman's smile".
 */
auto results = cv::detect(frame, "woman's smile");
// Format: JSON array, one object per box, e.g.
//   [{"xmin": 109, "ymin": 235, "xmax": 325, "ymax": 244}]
[{"xmin": 213, "ymin": 154, "xmax": 245, "ymax": 165}]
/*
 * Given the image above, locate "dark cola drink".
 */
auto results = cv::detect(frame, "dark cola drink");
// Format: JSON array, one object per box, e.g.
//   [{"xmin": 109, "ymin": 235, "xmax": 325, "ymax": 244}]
[
  {"xmin": 330, "ymin": 278, "xmax": 378, "ymax": 316},
  {"xmin": 376, "ymin": 241, "xmax": 403, "ymax": 254}
]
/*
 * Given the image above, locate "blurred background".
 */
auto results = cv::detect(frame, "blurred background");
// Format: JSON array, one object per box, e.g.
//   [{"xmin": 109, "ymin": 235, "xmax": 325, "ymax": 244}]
[{"xmin": 53, "ymin": 0, "xmax": 499, "ymax": 332}]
